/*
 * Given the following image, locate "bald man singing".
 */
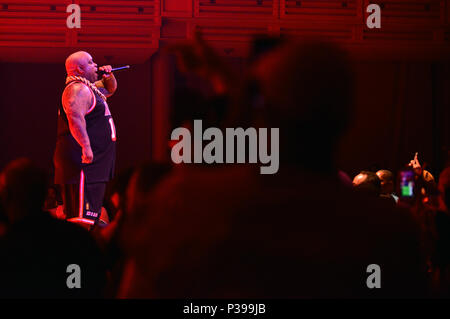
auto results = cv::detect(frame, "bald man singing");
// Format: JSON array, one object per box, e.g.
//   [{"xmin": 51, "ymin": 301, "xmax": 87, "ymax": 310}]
[{"xmin": 53, "ymin": 51, "xmax": 117, "ymax": 226}]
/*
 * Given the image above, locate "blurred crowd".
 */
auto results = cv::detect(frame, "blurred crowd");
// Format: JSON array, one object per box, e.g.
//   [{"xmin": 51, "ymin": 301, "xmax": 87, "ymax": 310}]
[{"xmin": 0, "ymin": 35, "xmax": 449, "ymax": 298}]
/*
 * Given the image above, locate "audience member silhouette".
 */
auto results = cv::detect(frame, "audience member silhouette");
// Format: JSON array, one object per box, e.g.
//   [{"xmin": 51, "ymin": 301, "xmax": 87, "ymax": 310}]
[
  {"xmin": 0, "ymin": 158, "xmax": 107, "ymax": 298},
  {"xmin": 106, "ymin": 163, "xmax": 172, "ymax": 298},
  {"xmin": 428, "ymin": 166, "xmax": 450, "ymax": 296},
  {"xmin": 117, "ymin": 39, "xmax": 428, "ymax": 298}
]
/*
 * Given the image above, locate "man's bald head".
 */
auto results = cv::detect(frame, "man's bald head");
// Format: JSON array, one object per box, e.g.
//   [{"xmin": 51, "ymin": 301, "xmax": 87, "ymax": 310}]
[
  {"xmin": 65, "ymin": 51, "xmax": 90, "ymax": 74},
  {"xmin": 65, "ymin": 51, "xmax": 98, "ymax": 82}
]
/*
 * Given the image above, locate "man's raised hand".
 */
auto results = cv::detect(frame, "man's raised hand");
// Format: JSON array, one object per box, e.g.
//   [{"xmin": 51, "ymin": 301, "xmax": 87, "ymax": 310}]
[
  {"xmin": 99, "ymin": 65, "xmax": 113, "ymax": 78},
  {"xmin": 408, "ymin": 152, "xmax": 423, "ymax": 176}
]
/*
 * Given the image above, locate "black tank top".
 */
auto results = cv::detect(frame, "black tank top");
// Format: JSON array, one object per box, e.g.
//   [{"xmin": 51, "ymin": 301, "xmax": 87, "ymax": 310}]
[{"xmin": 54, "ymin": 81, "xmax": 116, "ymax": 184}]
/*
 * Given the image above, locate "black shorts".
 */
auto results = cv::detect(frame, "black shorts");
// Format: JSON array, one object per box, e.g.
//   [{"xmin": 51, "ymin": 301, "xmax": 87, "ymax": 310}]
[{"xmin": 60, "ymin": 170, "xmax": 106, "ymax": 225}]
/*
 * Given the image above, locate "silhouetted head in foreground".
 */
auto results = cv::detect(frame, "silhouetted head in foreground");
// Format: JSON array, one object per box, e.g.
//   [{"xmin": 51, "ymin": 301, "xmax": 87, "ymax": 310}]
[
  {"xmin": 0, "ymin": 158, "xmax": 48, "ymax": 224},
  {"xmin": 255, "ymin": 40, "xmax": 354, "ymax": 173},
  {"xmin": 0, "ymin": 159, "xmax": 107, "ymax": 298}
]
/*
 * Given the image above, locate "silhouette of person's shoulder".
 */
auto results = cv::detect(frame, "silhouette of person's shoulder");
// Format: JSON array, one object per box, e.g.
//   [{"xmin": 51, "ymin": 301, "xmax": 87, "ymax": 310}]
[{"xmin": 0, "ymin": 211, "xmax": 106, "ymax": 298}]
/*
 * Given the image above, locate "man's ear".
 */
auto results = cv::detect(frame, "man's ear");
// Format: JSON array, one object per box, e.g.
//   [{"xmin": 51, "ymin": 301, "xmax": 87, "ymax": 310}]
[{"xmin": 76, "ymin": 64, "xmax": 84, "ymax": 75}]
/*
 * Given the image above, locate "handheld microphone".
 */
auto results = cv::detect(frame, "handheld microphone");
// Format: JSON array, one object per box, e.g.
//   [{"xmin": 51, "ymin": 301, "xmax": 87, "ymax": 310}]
[{"xmin": 98, "ymin": 65, "xmax": 130, "ymax": 76}]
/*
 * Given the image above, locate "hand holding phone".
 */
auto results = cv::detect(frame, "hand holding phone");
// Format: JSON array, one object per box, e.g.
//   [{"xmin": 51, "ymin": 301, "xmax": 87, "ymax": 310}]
[{"xmin": 399, "ymin": 169, "xmax": 415, "ymax": 198}]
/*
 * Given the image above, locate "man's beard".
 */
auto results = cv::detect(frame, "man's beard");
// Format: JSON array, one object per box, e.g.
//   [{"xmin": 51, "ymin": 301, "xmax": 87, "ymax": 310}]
[
  {"xmin": 88, "ymin": 73, "xmax": 97, "ymax": 83},
  {"xmin": 82, "ymin": 72, "xmax": 96, "ymax": 83}
]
